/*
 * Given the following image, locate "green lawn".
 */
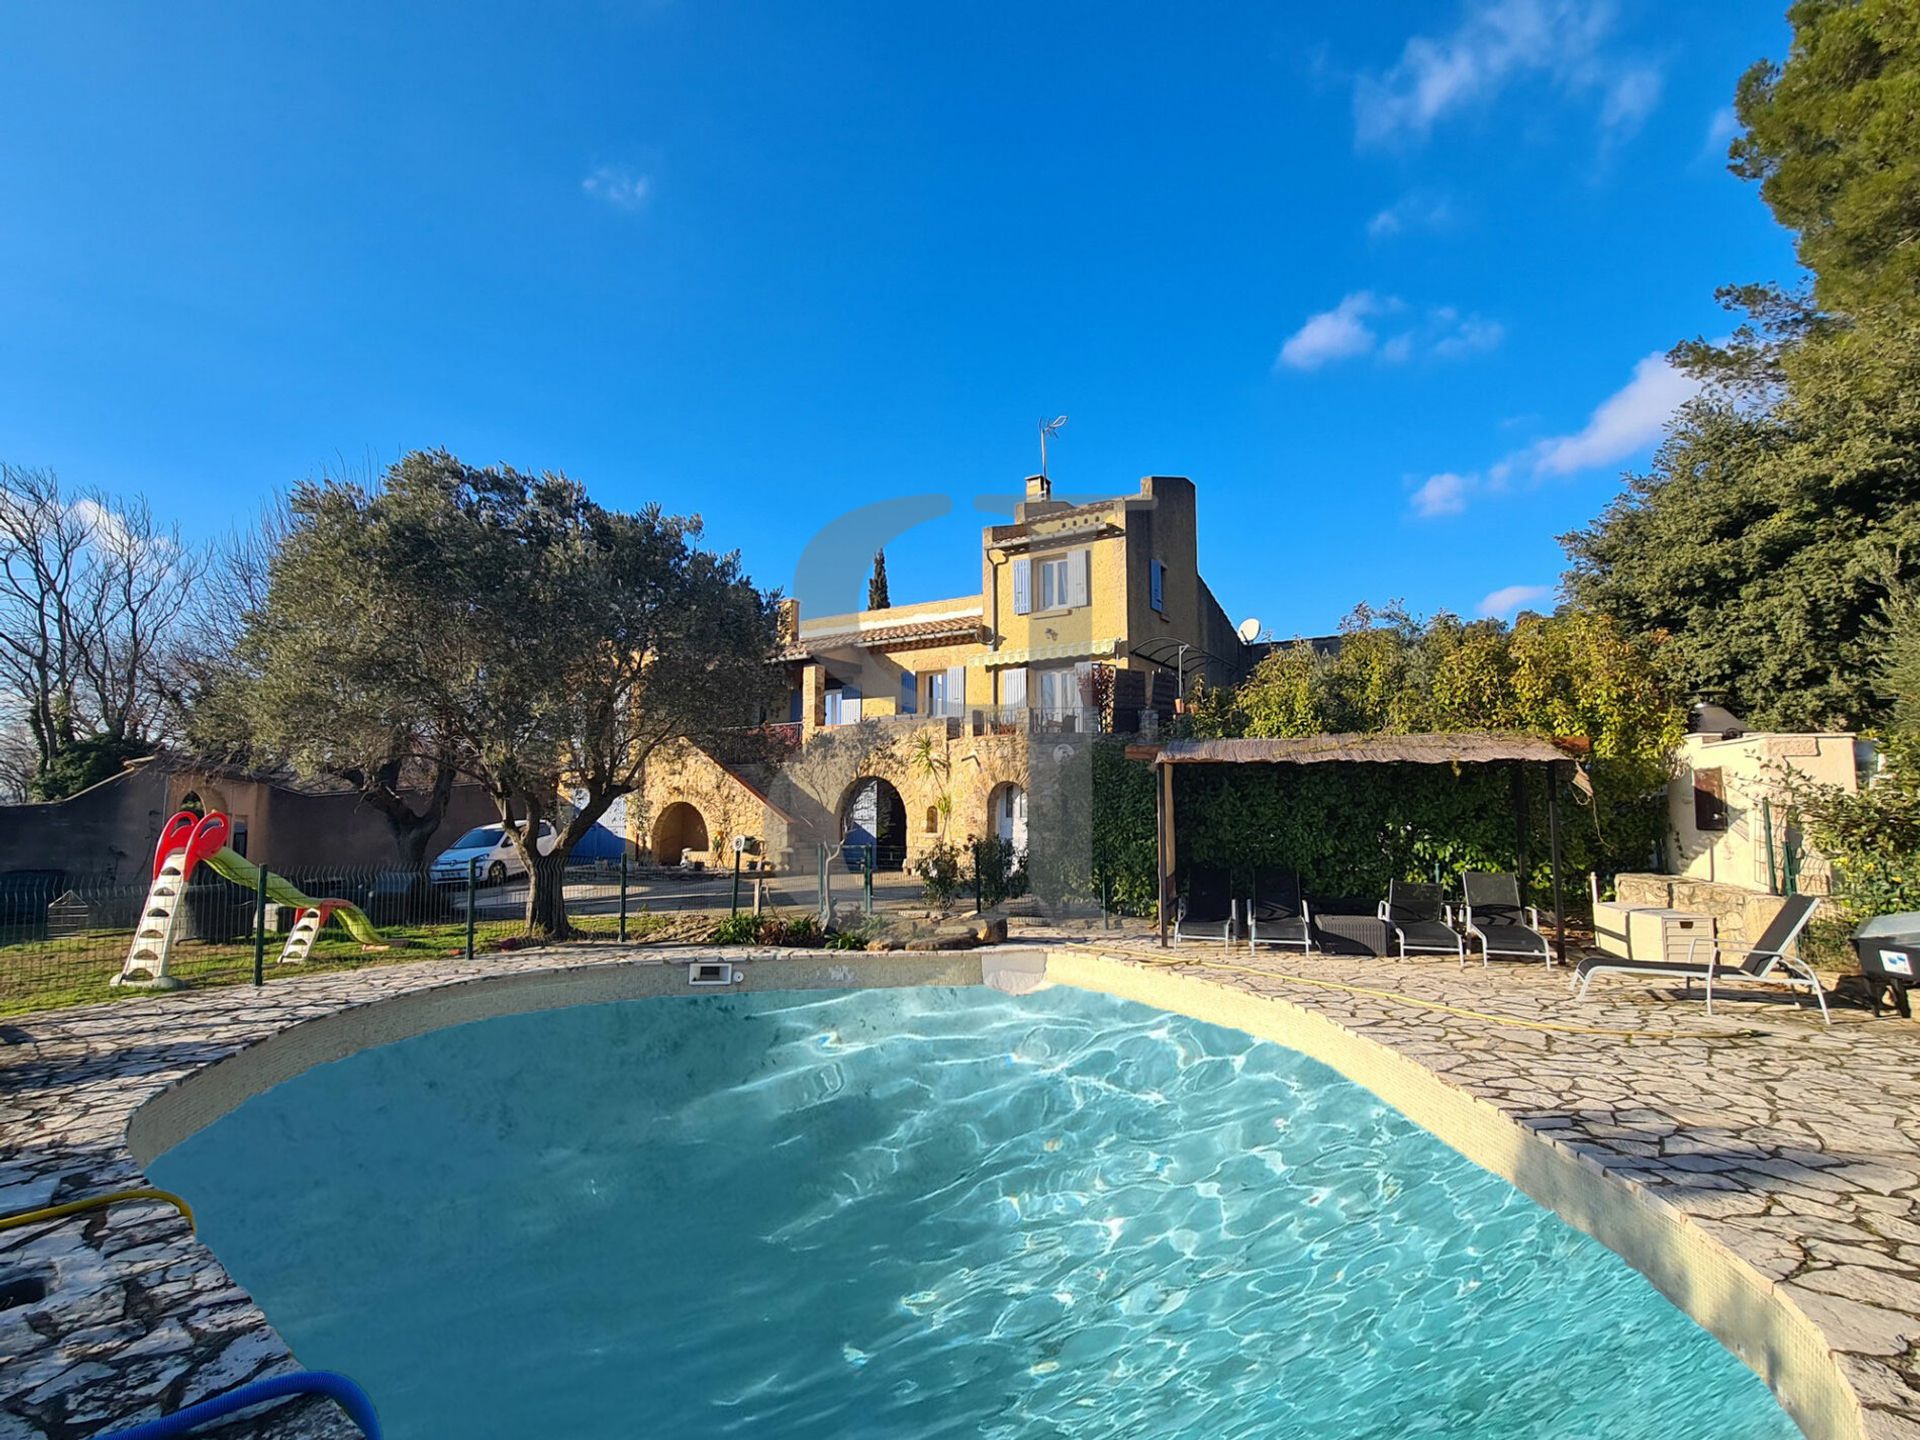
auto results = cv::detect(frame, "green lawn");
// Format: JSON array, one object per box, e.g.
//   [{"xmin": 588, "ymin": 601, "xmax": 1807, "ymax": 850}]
[{"xmin": 0, "ymin": 911, "xmax": 692, "ymax": 1019}]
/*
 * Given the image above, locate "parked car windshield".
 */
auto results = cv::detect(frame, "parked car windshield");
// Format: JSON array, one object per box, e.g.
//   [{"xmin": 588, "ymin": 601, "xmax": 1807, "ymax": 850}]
[{"xmin": 450, "ymin": 826, "xmax": 506, "ymax": 848}]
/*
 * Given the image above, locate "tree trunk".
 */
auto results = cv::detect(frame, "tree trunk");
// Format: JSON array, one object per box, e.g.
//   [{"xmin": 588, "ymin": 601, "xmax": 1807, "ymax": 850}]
[{"xmin": 525, "ymin": 848, "xmax": 573, "ymax": 940}]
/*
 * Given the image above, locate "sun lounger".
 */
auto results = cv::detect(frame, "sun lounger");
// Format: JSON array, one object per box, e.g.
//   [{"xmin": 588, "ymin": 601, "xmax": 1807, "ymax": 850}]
[
  {"xmin": 1573, "ymin": 894, "xmax": 1826, "ymax": 1024},
  {"xmin": 1248, "ymin": 867, "xmax": 1311, "ymax": 952},
  {"xmin": 1378, "ymin": 881, "xmax": 1464, "ymax": 961},
  {"xmin": 1462, "ymin": 871, "xmax": 1552, "ymax": 968},
  {"xmin": 1174, "ymin": 867, "xmax": 1236, "ymax": 947}
]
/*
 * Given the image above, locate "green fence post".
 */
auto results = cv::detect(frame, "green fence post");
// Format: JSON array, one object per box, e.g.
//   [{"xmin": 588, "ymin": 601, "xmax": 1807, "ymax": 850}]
[
  {"xmin": 619, "ymin": 850, "xmax": 630, "ymax": 942},
  {"xmin": 466, "ymin": 856, "xmax": 479, "ymax": 958},
  {"xmin": 864, "ymin": 846, "xmax": 873, "ymax": 914},
  {"xmin": 818, "ymin": 842, "xmax": 829, "ymax": 926},
  {"xmin": 973, "ymin": 841, "xmax": 983, "ymax": 915},
  {"xmin": 252, "ymin": 865, "xmax": 269, "ymax": 987}
]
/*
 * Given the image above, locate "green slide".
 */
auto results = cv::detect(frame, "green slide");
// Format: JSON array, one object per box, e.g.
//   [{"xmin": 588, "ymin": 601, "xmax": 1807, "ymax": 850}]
[{"xmin": 199, "ymin": 846, "xmax": 384, "ymax": 945}]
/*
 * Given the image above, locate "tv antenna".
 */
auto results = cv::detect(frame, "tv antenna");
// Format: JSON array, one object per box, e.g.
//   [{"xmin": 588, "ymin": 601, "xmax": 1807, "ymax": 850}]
[{"xmin": 1038, "ymin": 415, "xmax": 1068, "ymax": 478}]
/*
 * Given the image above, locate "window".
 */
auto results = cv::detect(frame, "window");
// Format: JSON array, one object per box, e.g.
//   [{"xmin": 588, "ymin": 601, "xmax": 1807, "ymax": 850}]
[
  {"xmin": 1035, "ymin": 665, "xmax": 1090, "ymax": 729},
  {"xmin": 924, "ymin": 665, "xmax": 965, "ymax": 717},
  {"xmin": 1150, "ymin": 559, "xmax": 1166, "ymax": 614},
  {"xmin": 1038, "ymin": 555, "xmax": 1071, "ymax": 610},
  {"xmin": 824, "ymin": 688, "xmax": 846, "ymax": 726},
  {"xmin": 1693, "ymin": 767, "xmax": 1728, "ymax": 832}
]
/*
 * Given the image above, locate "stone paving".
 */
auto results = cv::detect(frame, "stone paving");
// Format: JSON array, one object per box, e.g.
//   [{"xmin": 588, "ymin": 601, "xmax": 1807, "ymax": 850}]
[{"xmin": 3, "ymin": 933, "xmax": 1919, "ymax": 1438}]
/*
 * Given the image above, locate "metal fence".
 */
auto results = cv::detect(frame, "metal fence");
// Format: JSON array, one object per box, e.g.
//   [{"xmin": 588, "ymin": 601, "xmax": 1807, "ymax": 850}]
[{"xmin": 0, "ymin": 845, "xmax": 1098, "ymax": 1019}]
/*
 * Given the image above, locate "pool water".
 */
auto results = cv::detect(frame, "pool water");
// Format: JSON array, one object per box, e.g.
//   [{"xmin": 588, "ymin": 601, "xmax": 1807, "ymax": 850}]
[{"xmin": 150, "ymin": 985, "xmax": 1797, "ymax": 1439}]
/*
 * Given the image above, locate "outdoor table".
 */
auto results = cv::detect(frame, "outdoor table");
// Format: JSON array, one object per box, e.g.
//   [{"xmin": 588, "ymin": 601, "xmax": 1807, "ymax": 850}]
[{"xmin": 1312, "ymin": 913, "xmax": 1391, "ymax": 957}]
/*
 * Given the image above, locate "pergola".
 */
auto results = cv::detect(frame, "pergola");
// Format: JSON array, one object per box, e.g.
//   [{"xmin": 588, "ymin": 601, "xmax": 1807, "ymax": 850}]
[{"xmin": 1143, "ymin": 731, "xmax": 1582, "ymax": 961}]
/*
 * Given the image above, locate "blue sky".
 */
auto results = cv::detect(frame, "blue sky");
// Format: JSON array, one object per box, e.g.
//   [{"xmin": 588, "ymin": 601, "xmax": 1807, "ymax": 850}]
[{"xmin": 0, "ymin": 2, "xmax": 1795, "ymax": 637}]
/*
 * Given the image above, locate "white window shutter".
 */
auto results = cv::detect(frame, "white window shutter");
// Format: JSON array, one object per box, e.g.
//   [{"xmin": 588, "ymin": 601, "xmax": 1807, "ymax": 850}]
[
  {"xmin": 1069, "ymin": 548, "xmax": 1091, "ymax": 608},
  {"xmin": 945, "ymin": 665, "xmax": 965, "ymax": 716},
  {"xmin": 1001, "ymin": 667, "xmax": 1027, "ymax": 708},
  {"xmin": 1012, "ymin": 558, "xmax": 1032, "ymax": 615}
]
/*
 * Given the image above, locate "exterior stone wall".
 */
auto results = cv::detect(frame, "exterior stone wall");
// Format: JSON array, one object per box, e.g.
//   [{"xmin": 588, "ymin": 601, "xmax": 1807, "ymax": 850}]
[
  {"xmin": 637, "ymin": 718, "xmax": 1054, "ymax": 876},
  {"xmin": 1614, "ymin": 872, "xmax": 1798, "ymax": 952}
]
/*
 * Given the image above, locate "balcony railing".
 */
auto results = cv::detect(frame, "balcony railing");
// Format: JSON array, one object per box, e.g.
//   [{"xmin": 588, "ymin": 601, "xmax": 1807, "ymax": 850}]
[{"xmin": 968, "ymin": 705, "xmax": 1101, "ymax": 736}]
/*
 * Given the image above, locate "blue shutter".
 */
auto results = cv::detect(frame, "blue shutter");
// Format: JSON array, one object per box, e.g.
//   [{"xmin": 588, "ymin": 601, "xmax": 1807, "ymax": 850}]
[
  {"xmin": 1150, "ymin": 559, "xmax": 1165, "ymax": 613},
  {"xmin": 899, "ymin": 672, "xmax": 916, "ymax": 714},
  {"xmin": 1012, "ymin": 558, "xmax": 1032, "ymax": 615}
]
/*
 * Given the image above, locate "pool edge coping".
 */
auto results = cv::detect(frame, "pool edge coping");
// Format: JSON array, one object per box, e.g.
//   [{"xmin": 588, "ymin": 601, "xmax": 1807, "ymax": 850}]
[{"xmin": 15, "ymin": 943, "xmax": 1871, "ymax": 1440}]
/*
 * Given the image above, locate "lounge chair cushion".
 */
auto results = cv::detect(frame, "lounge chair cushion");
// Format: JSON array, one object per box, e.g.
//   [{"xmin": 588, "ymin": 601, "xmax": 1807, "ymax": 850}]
[
  {"xmin": 1393, "ymin": 919, "xmax": 1460, "ymax": 952},
  {"xmin": 1476, "ymin": 923, "xmax": 1549, "ymax": 956}
]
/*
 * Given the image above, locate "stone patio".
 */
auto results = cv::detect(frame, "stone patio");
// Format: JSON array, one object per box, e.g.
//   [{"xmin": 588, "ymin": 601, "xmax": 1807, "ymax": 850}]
[{"xmin": 4, "ymin": 933, "xmax": 1920, "ymax": 1438}]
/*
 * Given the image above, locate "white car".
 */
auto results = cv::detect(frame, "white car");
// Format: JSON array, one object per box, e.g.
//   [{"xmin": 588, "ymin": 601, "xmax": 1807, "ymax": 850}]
[{"xmin": 431, "ymin": 821, "xmax": 558, "ymax": 887}]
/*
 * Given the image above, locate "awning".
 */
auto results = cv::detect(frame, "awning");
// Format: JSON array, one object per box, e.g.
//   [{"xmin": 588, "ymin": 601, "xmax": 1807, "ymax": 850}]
[
  {"xmin": 978, "ymin": 638, "xmax": 1121, "ymax": 669},
  {"xmin": 1151, "ymin": 731, "xmax": 1573, "ymax": 767}
]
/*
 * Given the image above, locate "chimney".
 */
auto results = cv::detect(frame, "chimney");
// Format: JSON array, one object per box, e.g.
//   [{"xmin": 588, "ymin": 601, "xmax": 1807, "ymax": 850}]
[
  {"xmin": 776, "ymin": 598, "xmax": 800, "ymax": 645},
  {"xmin": 1016, "ymin": 473, "xmax": 1068, "ymax": 522}
]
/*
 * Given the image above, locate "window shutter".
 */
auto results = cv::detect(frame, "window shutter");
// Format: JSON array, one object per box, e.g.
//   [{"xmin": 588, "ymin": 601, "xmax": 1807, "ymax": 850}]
[
  {"xmin": 1693, "ymin": 768, "xmax": 1727, "ymax": 832},
  {"xmin": 1069, "ymin": 548, "xmax": 1091, "ymax": 608},
  {"xmin": 1001, "ymin": 667, "xmax": 1027, "ymax": 708},
  {"xmin": 1012, "ymin": 558, "xmax": 1032, "ymax": 615},
  {"xmin": 899, "ymin": 673, "xmax": 916, "ymax": 715},
  {"xmin": 1150, "ymin": 559, "xmax": 1165, "ymax": 613},
  {"xmin": 945, "ymin": 665, "xmax": 965, "ymax": 716}
]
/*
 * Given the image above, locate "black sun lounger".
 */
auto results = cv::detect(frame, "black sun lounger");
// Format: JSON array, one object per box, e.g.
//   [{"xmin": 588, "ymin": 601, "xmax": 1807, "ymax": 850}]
[
  {"xmin": 1378, "ymin": 881, "xmax": 1464, "ymax": 961},
  {"xmin": 1175, "ymin": 867, "xmax": 1236, "ymax": 948},
  {"xmin": 1573, "ymin": 893, "xmax": 1827, "ymax": 1025},
  {"xmin": 1248, "ymin": 868, "xmax": 1311, "ymax": 952},
  {"xmin": 1461, "ymin": 871, "xmax": 1552, "ymax": 968}
]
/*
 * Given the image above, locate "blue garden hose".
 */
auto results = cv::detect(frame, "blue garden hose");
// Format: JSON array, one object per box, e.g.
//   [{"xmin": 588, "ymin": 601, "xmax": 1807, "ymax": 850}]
[{"xmin": 96, "ymin": 1370, "xmax": 380, "ymax": 1440}]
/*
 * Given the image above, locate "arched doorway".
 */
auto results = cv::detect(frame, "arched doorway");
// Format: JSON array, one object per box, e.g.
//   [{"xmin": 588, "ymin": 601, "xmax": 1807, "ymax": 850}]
[
  {"xmin": 651, "ymin": 802, "xmax": 710, "ymax": 866},
  {"xmin": 840, "ymin": 776, "xmax": 907, "ymax": 872},
  {"xmin": 989, "ymin": 782, "xmax": 1028, "ymax": 856}
]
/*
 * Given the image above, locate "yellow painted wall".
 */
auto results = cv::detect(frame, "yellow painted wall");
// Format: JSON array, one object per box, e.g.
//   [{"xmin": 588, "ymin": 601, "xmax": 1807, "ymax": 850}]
[{"xmin": 1668, "ymin": 733, "xmax": 1863, "ymax": 893}]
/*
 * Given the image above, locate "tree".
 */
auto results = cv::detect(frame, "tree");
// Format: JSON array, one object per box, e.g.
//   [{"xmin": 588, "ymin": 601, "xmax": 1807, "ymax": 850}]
[
  {"xmin": 197, "ymin": 492, "xmax": 467, "ymax": 884},
  {"xmin": 241, "ymin": 451, "xmax": 780, "ymax": 938},
  {"xmin": 1731, "ymin": 0, "xmax": 1920, "ymax": 324},
  {"xmin": 1180, "ymin": 604, "xmax": 1683, "ymax": 877},
  {"xmin": 1565, "ymin": 1, "xmax": 1920, "ymax": 730},
  {"xmin": 0, "ymin": 464, "xmax": 203, "ymax": 799},
  {"xmin": 867, "ymin": 548, "xmax": 891, "ymax": 609}
]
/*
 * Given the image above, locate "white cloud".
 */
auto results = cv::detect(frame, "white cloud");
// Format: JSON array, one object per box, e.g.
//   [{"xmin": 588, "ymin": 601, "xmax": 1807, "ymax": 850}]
[
  {"xmin": 1601, "ymin": 66, "xmax": 1663, "ymax": 133},
  {"xmin": 1354, "ymin": 0, "xmax": 1660, "ymax": 149},
  {"xmin": 1477, "ymin": 583, "xmax": 1555, "ymax": 617},
  {"xmin": 1532, "ymin": 351, "xmax": 1700, "ymax": 476},
  {"xmin": 1280, "ymin": 294, "xmax": 1501, "ymax": 372},
  {"xmin": 1429, "ymin": 310, "xmax": 1504, "ymax": 360},
  {"xmin": 1411, "ymin": 473, "xmax": 1472, "ymax": 518},
  {"xmin": 1367, "ymin": 189, "xmax": 1456, "ymax": 239},
  {"xmin": 1701, "ymin": 105, "xmax": 1741, "ymax": 160},
  {"xmin": 582, "ymin": 165, "xmax": 651, "ymax": 211},
  {"xmin": 1277, "ymin": 292, "xmax": 1395, "ymax": 370},
  {"xmin": 1405, "ymin": 348, "xmax": 1702, "ymax": 520}
]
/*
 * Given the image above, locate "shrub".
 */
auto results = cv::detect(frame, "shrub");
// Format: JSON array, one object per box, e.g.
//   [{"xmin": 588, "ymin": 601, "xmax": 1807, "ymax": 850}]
[
  {"xmin": 971, "ymin": 836, "xmax": 1028, "ymax": 909},
  {"xmin": 711, "ymin": 912, "xmax": 757, "ymax": 945},
  {"xmin": 915, "ymin": 840, "xmax": 964, "ymax": 909}
]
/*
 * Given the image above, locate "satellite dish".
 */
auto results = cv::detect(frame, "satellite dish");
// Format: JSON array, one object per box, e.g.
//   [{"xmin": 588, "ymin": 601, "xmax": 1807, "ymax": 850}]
[{"xmin": 1237, "ymin": 617, "xmax": 1262, "ymax": 643}]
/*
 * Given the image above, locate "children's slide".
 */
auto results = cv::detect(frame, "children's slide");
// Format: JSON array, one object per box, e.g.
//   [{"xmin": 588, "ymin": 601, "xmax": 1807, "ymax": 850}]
[{"xmin": 113, "ymin": 811, "xmax": 381, "ymax": 990}]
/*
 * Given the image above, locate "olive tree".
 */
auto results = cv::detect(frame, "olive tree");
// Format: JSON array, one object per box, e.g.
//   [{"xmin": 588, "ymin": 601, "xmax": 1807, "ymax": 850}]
[{"xmin": 241, "ymin": 450, "xmax": 779, "ymax": 938}]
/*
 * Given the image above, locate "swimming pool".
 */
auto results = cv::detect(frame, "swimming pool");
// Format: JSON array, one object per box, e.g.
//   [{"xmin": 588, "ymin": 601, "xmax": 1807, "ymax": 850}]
[{"xmin": 149, "ymin": 984, "xmax": 1797, "ymax": 1439}]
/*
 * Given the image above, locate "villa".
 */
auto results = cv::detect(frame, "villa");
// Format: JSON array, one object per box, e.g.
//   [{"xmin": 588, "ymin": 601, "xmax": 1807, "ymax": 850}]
[{"xmin": 634, "ymin": 472, "xmax": 1251, "ymax": 873}]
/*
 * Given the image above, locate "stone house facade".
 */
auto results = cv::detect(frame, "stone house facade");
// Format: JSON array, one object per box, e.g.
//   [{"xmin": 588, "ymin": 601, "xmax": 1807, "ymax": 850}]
[{"xmin": 631, "ymin": 473, "xmax": 1249, "ymax": 874}]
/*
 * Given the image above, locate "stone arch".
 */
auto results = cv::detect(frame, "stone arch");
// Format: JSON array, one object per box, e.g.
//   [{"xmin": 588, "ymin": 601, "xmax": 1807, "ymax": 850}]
[
  {"xmin": 987, "ymin": 781, "xmax": 1028, "ymax": 855},
  {"xmin": 838, "ymin": 775, "xmax": 908, "ymax": 872},
  {"xmin": 651, "ymin": 801, "xmax": 710, "ymax": 866}
]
